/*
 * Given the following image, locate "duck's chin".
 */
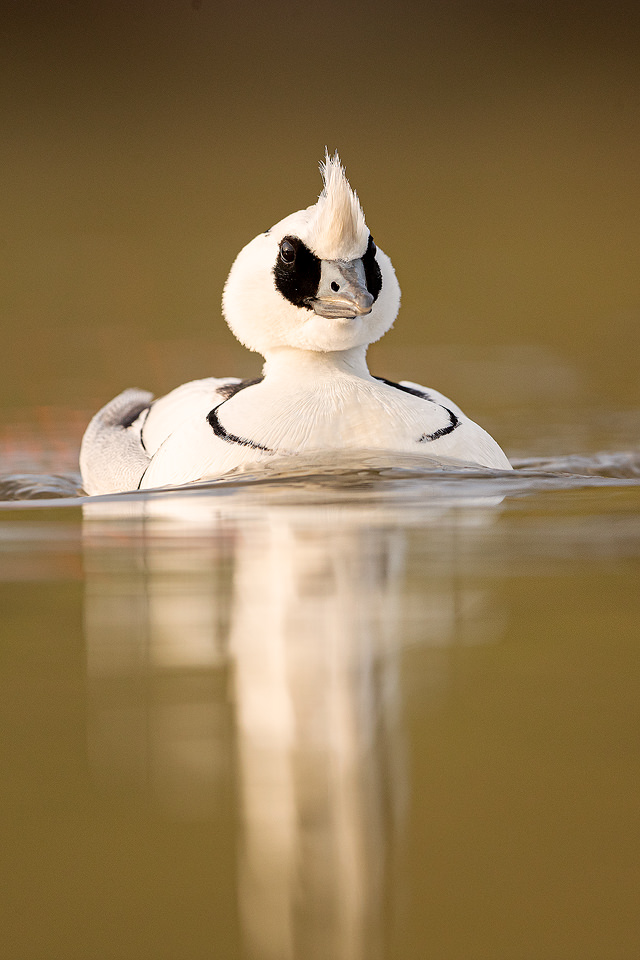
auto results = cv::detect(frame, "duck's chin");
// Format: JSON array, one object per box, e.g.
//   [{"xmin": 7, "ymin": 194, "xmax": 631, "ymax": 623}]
[{"xmin": 285, "ymin": 313, "xmax": 373, "ymax": 352}]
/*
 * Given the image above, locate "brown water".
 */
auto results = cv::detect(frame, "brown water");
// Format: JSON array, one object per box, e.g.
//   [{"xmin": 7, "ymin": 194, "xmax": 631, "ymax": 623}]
[
  {"xmin": 2, "ymin": 3, "xmax": 640, "ymax": 957},
  {"xmin": 1, "ymin": 450, "xmax": 639, "ymax": 960}
]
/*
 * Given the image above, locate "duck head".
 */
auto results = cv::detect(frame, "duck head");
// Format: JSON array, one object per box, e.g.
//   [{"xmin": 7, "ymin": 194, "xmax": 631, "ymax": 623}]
[{"xmin": 222, "ymin": 152, "xmax": 401, "ymax": 356}]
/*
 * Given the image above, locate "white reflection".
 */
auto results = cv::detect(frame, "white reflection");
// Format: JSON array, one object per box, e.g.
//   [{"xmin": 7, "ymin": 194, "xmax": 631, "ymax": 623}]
[{"xmin": 82, "ymin": 476, "xmax": 503, "ymax": 960}]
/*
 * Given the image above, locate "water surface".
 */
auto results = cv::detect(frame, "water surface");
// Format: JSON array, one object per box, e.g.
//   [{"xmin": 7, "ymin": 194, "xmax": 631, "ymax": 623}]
[{"xmin": 1, "ymin": 445, "xmax": 639, "ymax": 960}]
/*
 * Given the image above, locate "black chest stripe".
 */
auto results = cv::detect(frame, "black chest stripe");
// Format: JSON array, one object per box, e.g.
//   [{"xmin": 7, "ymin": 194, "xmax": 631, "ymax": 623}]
[
  {"xmin": 208, "ymin": 407, "xmax": 272, "ymax": 451},
  {"xmin": 419, "ymin": 407, "xmax": 460, "ymax": 442},
  {"xmin": 207, "ymin": 375, "xmax": 460, "ymax": 451},
  {"xmin": 207, "ymin": 377, "xmax": 272, "ymax": 452},
  {"xmin": 374, "ymin": 377, "xmax": 460, "ymax": 442},
  {"xmin": 215, "ymin": 377, "xmax": 264, "ymax": 401},
  {"xmin": 374, "ymin": 376, "xmax": 432, "ymax": 401}
]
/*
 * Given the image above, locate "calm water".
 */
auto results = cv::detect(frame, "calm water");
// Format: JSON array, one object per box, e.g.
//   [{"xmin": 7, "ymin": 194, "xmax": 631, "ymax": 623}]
[{"xmin": 1, "ymin": 439, "xmax": 639, "ymax": 960}]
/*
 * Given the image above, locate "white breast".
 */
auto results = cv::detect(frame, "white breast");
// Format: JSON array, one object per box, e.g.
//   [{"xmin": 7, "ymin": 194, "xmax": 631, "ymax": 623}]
[{"xmin": 137, "ymin": 374, "xmax": 511, "ymax": 489}]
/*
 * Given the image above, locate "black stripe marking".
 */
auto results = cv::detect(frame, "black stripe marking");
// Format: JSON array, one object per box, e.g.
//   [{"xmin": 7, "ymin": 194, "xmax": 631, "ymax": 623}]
[
  {"xmin": 362, "ymin": 234, "xmax": 382, "ymax": 301},
  {"xmin": 419, "ymin": 407, "xmax": 460, "ymax": 442},
  {"xmin": 374, "ymin": 376, "xmax": 461, "ymax": 442},
  {"xmin": 207, "ymin": 377, "xmax": 271, "ymax": 452},
  {"xmin": 374, "ymin": 377, "xmax": 432, "ymax": 401},
  {"xmin": 138, "ymin": 405, "xmax": 151, "ymax": 452},
  {"xmin": 273, "ymin": 236, "xmax": 321, "ymax": 309},
  {"xmin": 215, "ymin": 377, "xmax": 264, "ymax": 401},
  {"xmin": 207, "ymin": 408, "xmax": 272, "ymax": 451}
]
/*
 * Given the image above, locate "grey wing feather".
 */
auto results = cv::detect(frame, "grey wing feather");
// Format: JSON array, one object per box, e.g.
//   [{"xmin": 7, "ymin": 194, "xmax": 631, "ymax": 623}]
[{"xmin": 80, "ymin": 388, "xmax": 153, "ymax": 495}]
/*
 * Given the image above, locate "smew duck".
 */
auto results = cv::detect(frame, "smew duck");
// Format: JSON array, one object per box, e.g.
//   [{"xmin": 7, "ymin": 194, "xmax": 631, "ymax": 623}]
[{"xmin": 80, "ymin": 152, "xmax": 511, "ymax": 494}]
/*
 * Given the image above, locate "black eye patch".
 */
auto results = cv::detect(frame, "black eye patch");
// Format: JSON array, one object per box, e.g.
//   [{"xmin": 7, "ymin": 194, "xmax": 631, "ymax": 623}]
[
  {"xmin": 273, "ymin": 236, "xmax": 321, "ymax": 309},
  {"xmin": 362, "ymin": 234, "xmax": 382, "ymax": 302}
]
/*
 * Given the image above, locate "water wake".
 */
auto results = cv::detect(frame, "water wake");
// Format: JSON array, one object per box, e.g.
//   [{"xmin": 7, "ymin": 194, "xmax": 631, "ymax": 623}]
[{"xmin": 0, "ymin": 447, "xmax": 639, "ymax": 508}]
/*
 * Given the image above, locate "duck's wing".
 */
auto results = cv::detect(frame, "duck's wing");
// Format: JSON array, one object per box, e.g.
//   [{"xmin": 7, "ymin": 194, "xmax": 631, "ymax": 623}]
[
  {"xmin": 138, "ymin": 415, "xmax": 238, "ymax": 489},
  {"xmin": 396, "ymin": 380, "xmax": 467, "ymax": 419},
  {"xmin": 80, "ymin": 378, "xmax": 242, "ymax": 495},
  {"xmin": 140, "ymin": 377, "xmax": 241, "ymax": 455},
  {"xmin": 134, "ymin": 377, "xmax": 248, "ymax": 489},
  {"xmin": 396, "ymin": 379, "xmax": 512, "ymax": 470},
  {"xmin": 80, "ymin": 388, "xmax": 154, "ymax": 495}
]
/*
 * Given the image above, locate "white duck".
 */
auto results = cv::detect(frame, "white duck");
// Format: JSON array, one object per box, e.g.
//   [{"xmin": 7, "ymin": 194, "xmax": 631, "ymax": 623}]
[{"xmin": 80, "ymin": 152, "xmax": 511, "ymax": 495}]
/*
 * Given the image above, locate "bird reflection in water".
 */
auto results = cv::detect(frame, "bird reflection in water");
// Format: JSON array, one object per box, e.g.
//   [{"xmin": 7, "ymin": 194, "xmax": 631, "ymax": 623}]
[{"xmin": 82, "ymin": 474, "xmax": 503, "ymax": 960}]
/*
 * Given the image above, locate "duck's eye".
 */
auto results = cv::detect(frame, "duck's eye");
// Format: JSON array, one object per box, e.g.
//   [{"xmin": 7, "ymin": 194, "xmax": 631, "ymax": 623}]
[
  {"xmin": 279, "ymin": 239, "xmax": 296, "ymax": 264},
  {"xmin": 273, "ymin": 238, "xmax": 321, "ymax": 309}
]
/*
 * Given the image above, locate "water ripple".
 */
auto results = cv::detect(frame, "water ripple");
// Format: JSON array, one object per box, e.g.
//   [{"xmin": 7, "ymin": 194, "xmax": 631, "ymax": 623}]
[
  {"xmin": 0, "ymin": 473, "xmax": 83, "ymax": 501},
  {"xmin": 0, "ymin": 448, "xmax": 639, "ymax": 509}
]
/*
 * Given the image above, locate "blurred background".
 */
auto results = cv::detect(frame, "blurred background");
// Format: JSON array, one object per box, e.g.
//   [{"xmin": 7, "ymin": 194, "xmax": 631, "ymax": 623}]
[{"xmin": 1, "ymin": 0, "xmax": 639, "ymax": 466}]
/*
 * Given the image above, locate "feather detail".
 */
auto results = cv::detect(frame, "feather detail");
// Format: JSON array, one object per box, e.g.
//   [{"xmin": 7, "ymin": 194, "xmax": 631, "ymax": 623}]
[{"xmin": 307, "ymin": 150, "xmax": 369, "ymax": 260}]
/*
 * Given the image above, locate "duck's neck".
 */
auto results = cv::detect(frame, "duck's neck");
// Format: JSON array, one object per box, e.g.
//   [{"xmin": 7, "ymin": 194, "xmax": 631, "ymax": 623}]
[{"xmin": 261, "ymin": 345, "xmax": 372, "ymax": 381}]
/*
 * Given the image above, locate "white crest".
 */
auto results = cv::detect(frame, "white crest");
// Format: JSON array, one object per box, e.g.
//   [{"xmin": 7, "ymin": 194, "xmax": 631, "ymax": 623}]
[{"xmin": 307, "ymin": 151, "xmax": 369, "ymax": 260}]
